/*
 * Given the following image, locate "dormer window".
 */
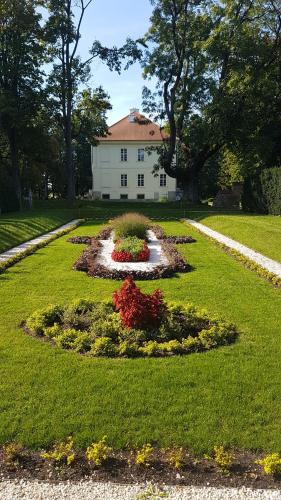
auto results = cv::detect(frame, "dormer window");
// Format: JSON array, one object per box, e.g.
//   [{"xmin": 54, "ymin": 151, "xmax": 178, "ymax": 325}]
[
  {"xmin": 121, "ymin": 148, "xmax": 127, "ymax": 162},
  {"xmin": 138, "ymin": 148, "xmax": 145, "ymax": 162}
]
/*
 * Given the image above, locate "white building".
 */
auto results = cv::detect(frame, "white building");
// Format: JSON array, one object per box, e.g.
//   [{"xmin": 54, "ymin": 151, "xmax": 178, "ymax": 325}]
[{"xmin": 91, "ymin": 109, "xmax": 177, "ymax": 201}]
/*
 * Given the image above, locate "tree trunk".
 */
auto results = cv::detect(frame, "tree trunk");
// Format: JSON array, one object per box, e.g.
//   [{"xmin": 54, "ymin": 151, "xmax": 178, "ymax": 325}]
[{"xmin": 8, "ymin": 129, "xmax": 22, "ymax": 210}]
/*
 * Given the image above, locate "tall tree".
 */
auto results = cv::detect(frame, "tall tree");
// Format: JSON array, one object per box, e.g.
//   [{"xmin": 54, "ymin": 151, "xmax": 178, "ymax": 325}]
[
  {"xmin": 142, "ymin": 0, "xmax": 281, "ymax": 201},
  {"xmin": 0, "ymin": 0, "xmax": 44, "ymax": 208},
  {"xmin": 45, "ymin": 0, "xmax": 141, "ymax": 201}
]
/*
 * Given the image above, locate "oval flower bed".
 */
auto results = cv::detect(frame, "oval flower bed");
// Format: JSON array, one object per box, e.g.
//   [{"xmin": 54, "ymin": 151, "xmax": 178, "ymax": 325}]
[
  {"xmin": 23, "ymin": 278, "xmax": 238, "ymax": 358},
  {"xmin": 112, "ymin": 236, "xmax": 150, "ymax": 262}
]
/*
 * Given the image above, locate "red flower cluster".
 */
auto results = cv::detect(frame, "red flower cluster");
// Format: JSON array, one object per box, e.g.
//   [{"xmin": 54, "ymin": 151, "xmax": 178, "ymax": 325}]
[
  {"xmin": 111, "ymin": 243, "xmax": 150, "ymax": 262},
  {"xmin": 112, "ymin": 276, "xmax": 166, "ymax": 330}
]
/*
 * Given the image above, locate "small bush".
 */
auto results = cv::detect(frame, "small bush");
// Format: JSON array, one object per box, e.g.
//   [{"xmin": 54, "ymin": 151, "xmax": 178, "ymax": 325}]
[
  {"xmin": 166, "ymin": 447, "xmax": 184, "ymax": 469},
  {"xmin": 63, "ymin": 299, "xmax": 96, "ymax": 330},
  {"xmin": 135, "ymin": 443, "xmax": 154, "ymax": 466},
  {"xmin": 41, "ymin": 437, "xmax": 75, "ymax": 466},
  {"xmin": 3, "ymin": 442, "xmax": 24, "ymax": 465},
  {"xmin": 206, "ymin": 445, "xmax": 234, "ymax": 473},
  {"xmin": 44, "ymin": 323, "xmax": 63, "ymax": 338},
  {"xmin": 86, "ymin": 436, "xmax": 112, "ymax": 466},
  {"xmin": 54, "ymin": 329, "xmax": 92, "ymax": 353},
  {"xmin": 256, "ymin": 453, "xmax": 281, "ymax": 476},
  {"xmin": 113, "ymin": 276, "xmax": 166, "ymax": 330},
  {"xmin": 25, "ymin": 305, "xmax": 64, "ymax": 336},
  {"xmin": 242, "ymin": 167, "xmax": 281, "ymax": 215},
  {"xmin": 91, "ymin": 337, "xmax": 117, "ymax": 357},
  {"xmin": 112, "ymin": 213, "xmax": 151, "ymax": 239}
]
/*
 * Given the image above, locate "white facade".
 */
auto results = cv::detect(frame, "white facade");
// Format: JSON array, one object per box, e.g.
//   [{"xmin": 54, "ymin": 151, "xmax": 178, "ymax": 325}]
[{"xmin": 91, "ymin": 141, "xmax": 177, "ymax": 201}]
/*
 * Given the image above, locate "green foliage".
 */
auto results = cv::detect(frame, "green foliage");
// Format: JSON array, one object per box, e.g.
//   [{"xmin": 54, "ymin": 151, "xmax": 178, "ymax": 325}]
[
  {"xmin": 54, "ymin": 329, "xmax": 92, "ymax": 353},
  {"xmin": 3, "ymin": 442, "xmax": 24, "ymax": 465},
  {"xmin": 41, "ymin": 437, "xmax": 75, "ymax": 466},
  {"xmin": 25, "ymin": 305, "xmax": 64, "ymax": 336},
  {"xmin": 206, "ymin": 446, "xmax": 234, "ymax": 473},
  {"xmin": 136, "ymin": 484, "xmax": 169, "ymax": 499},
  {"xmin": 90, "ymin": 337, "xmax": 117, "ymax": 357},
  {"xmin": 135, "ymin": 443, "xmax": 154, "ymax": 466},
  {"xmin": 256, "ymin": 453, "xmax": 281, "ymax": 476},
  {"xmin": 112, "ymin": 213, "xmax": 151, "ymax": 239},
  {"xmin": 115, "ymin": 236, "xmax": 145, "ymax": 258},
  {"xmin": 86, "ymin": 436, "xmax": 112, "ymax": 466},
  {"xmin": 218, "ymin": 149, "xmax": 244, "ymax": 189},
  {"xmin": 242, "ymin": 167, "xmax": 281, "ymax": 215},
  {"xmin": 166, "ymin": 447, "xmax": 184, "ymax": 469}
]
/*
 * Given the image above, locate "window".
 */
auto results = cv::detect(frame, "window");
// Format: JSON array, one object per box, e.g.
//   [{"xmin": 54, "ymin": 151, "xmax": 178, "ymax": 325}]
[
  {"xmin": 121, "ymin": 174, "xmax": 127, "ymax": 187},
  {"xmin": 102, "ymin": 194, "xmax": 110, "ymax": 200},
  {"xmin": 138, "ymin": 148, "xmax": 145, "ymax": 162},
  {"xmin": 121, "ymin": 148, "xmax": 127, "ymax": 162},
  {"xmin": 120, "ymin": 194, "xmax": 128, "ymax": 200},
  {"xmin": 137, "ymin": 174, "xmax": 144, "ymax": 187},
  {"xmin": 160, "ymin": 173, "xmax": 167, "ymax": 187},
  {"xmin": 137, "ymin": 194, "xmax": 145, "ymax": 200}
]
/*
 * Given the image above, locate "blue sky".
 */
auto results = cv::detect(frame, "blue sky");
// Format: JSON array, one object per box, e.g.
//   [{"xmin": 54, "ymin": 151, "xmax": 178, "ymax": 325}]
[{"xmin": 76, "ymin": 0, "xmax": 153, "ymax": 125}]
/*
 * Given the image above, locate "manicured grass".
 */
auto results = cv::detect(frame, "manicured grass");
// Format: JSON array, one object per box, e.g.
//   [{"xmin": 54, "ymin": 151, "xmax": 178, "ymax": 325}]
[
  {"xmin": 0, "ymin": 210, "xmax": 76, "ymax": 253},
  {"xmin": 0, "ymin": 217, "xmax": 280, "ymax": 455},
  {"xmin": 191, "ymin": 212, "xmax": 281, "ymax": 263}
]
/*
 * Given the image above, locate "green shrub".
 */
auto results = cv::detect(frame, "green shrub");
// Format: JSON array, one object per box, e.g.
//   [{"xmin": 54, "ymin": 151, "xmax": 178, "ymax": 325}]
[
  {"xmin": 118, "ymin": 340, "xmax": 140, "ymax": 357},
  {"xmin": 139, "ymin": 340, "xmax": 161, "ymax": 357},
  {"xmin": 112, "ymin": 213, "xmax": 151, "ymax": 239},
  {"xmin": 91, "ymin": 337, "xmax": 117, "ymax": 357},
  {"xmin": 55, "ymin": 329, "xmax": 92, "ymax": 353},
  {"xmin": 86, "ymin": 436, "xmax": 112, "ymax": 466},
  {"xmin": 157, "ymin": 339, "xmax": 183, "ymax": 355},
  {"xmin": 25, "ymin": 305, "xmax": 64, "ymax": 336},
  {"xmin": 44, "ymin": 323, "xmax": 63, "ymax": 339},
  {"xmin": 256, "ymin": 453, "xmax": 281, "ymax": 476},
  {"xmin": 242, "ymin": 167, "xmax": 281, "ymax": 215},
  {"xmin": 41, "ymin": 437, "xmax": 75, "ymax": 466},
  {"xmin": 90, "ymin": 313, "xmax": 123, "ymax": 341},
  {"xmin": 63, "ymin": 299, "xmax": 97, "ymax": 330},
  {"xmin": 182, "ymin": 336, "xmax": 202, "ymax": 353},
  {"xmin": 199, "ymin": 324, "xmax": 237, "ymax": 349},
  {"xmin": 206, "ymin": 445, "xmax": 234, "ymax": 473}
]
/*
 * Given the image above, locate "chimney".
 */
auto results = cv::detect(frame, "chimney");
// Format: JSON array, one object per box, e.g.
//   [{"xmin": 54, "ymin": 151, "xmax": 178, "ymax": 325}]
[{"xmin": 128, "ymin": 108, "xmax": 139, "ymax": 122}]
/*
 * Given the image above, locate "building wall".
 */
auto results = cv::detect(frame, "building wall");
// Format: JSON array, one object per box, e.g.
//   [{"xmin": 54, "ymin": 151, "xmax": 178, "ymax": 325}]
[{"xmin": 91, "ymin": 141, "xmax": 177, "ymax": 200}]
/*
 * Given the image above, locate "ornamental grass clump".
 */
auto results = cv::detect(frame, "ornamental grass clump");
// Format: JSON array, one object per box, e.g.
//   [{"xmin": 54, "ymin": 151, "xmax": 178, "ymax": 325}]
[{"xmin": 112, "ymin": 213, "xmax": 151, "ymax": 240}]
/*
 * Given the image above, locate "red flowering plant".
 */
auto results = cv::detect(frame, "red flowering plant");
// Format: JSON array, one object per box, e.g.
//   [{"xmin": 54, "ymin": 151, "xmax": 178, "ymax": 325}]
[
  {"xmin": 111, "ymin": 236, "xmax": 150, "ymax": 263},
  {"xmin": 112, "ymin": 276, "xmax": 166, "ymax": 330}
]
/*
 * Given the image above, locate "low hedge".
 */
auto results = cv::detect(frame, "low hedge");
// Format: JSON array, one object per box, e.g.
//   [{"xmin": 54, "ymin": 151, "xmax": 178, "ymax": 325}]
[{"xmin": 242, "ymin": 167, "xmax": 281, "ymax": 214}]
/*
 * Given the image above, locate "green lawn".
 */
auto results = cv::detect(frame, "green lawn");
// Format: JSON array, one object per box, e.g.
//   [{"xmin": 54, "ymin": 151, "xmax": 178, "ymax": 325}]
[
  {"xmin": 0, "ymin": 216, "xmax": 280, "ymax": 454},
  {"xmin": 0, "ymin": 210, "xmax": 76, "ymax": 253},
  {"xmin": 191, "ymin": 212, "xmax": 281, "ymax": 263}
]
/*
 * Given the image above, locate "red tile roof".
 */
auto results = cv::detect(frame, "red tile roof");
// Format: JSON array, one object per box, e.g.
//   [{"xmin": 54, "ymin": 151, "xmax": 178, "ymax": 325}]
[{"xmin": 97, "ymin": 111, "xmax": 165, "ymax": 142}]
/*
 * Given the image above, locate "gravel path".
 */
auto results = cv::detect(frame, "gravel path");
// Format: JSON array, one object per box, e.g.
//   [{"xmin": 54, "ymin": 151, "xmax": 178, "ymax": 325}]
[
  {"xmin": 1, "ymin": 480, "xmax": 281, "ymax": 499},
  {"xmin": 97, "ymin": 229, "xmax": 168, "ymax": 271},
  {"xmin": 185, "ymin": 219, "xmax": 281, "ymax": 278},
  {"xmin": 0, "ymin": 219, "xmax": 83, "ymax": 263}
]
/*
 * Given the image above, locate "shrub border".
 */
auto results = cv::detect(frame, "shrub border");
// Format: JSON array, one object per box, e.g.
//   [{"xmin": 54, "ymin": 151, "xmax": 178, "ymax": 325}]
[
  {"xmin": 69, "ymin": 225, "xmax": 193, "ymax": 280},
  {"xmin": 185, "ymin": 221, "xmax": 281, "ymax": 288},
  {"xmin": 0, "ymin": 220, "xmax": 84, "ymax": 275}
]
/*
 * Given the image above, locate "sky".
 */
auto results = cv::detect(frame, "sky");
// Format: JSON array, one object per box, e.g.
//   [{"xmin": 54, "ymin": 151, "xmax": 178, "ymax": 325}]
[{"xmin": 74, "ymin": 0, "xmax": 154, "ymax": 125}]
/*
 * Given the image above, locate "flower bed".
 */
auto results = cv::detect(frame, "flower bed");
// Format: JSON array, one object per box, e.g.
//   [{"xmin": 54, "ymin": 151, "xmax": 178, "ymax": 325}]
[
  {"xmin": 23, "ymin": 277, "xmax": 238, "ymax": 358},
  {"xmin": 69, "ymin": 224, "xmax": 193, "ymax": 280},
  {"xmin": 111, "ymin": 237, "xmax": 150, "ymax": 262}
]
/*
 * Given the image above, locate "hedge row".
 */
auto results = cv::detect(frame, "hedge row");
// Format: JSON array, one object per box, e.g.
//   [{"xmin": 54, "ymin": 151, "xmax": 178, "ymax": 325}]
[{"xmin": 242, "ymin": 167, "xmax": 281, "ymax": 214}]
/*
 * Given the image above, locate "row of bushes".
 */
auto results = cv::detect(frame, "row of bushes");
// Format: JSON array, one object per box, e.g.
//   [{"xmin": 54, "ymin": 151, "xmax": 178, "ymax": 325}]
[
  {"xmin": 242, "ymin": 167, "xmax": 281, "ymax": 214},
  {"xmin": 3, "ymin": 439, "xmax": 281, "ymax": 477},
  {"xmin": 24, "ymin": 279, "xmax": 238, "ymax": 358}
]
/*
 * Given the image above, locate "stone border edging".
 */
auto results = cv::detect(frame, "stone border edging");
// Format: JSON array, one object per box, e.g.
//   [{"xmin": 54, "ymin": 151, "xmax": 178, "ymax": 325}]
[
  {"xmin": 184, "ymin": 218, "xmax": 281, "ymax": 285},
  {"xmin": 0, "ymin": 219, "xmax": 84, "ymax": 274}
]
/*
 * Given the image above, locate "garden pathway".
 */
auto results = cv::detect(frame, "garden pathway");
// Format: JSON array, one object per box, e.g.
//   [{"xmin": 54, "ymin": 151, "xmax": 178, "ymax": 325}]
[
  {"xmin": 0, "ymin": 219, "xmax": 83, "ymax": 263},
  {"xmin": 185, "ymin": 219, "xmax": 281, "ymax": 278},
  {"xmin": 0, "ymin": 479, "xmax": 280, "ymax": 499}
]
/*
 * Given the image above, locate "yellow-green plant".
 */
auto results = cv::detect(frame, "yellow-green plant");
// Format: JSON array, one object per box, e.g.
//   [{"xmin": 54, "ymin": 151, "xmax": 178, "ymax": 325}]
[
  {"xmin": 256, "ymin": 453, "xmax": 281, "ymax": 476},
  {"xmin": 206, "ymin": 445, "xmax": 234, "ymax": 473},
  {"xmin": 136, "ymin": 483, "xmax": 169, "ymax": 499},
  {"xmin": 3, "ymin": 442, "xmax": 24, "ymax": 464},
  {"xmin": 166, "ymin": 447, "xmax": 184, "ymax": 469},
  {"xmin": 41, "ymin": 436, "xmax": 75, "ymax": 466},
  {"xmin": 135, "ymin": 443, "xmax": 154, "ymax": 466},
  {"xmin": 86, "ymin": 436, "xmax": 112, "ymax": 466}
]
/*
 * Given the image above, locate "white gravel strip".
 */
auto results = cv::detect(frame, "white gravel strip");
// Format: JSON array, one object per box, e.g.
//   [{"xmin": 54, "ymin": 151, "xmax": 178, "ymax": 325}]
[
  {"xmin": 185, "ymin": 218, "xmax": 281, "ymax": 278},
  {"xmin": 0, "ymin": 219, "xmax": 83, "ymax": 263},
  {"xmin": 97, "ymin": 229, "xmax": 168, "ymax": 271},
  {"xmin": 1, "ymin": 480, "xmax": 281, "ymax": 500}
]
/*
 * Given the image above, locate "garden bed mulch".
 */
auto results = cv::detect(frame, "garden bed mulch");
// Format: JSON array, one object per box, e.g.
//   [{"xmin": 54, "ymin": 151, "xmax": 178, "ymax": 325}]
[
  {"xmin": 0, "ymin": 449, "xmax": 280, "ymax": 490},
  {"xmin": 68, "ymin": 226, "xmax": 195, "ymax": 280}
]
